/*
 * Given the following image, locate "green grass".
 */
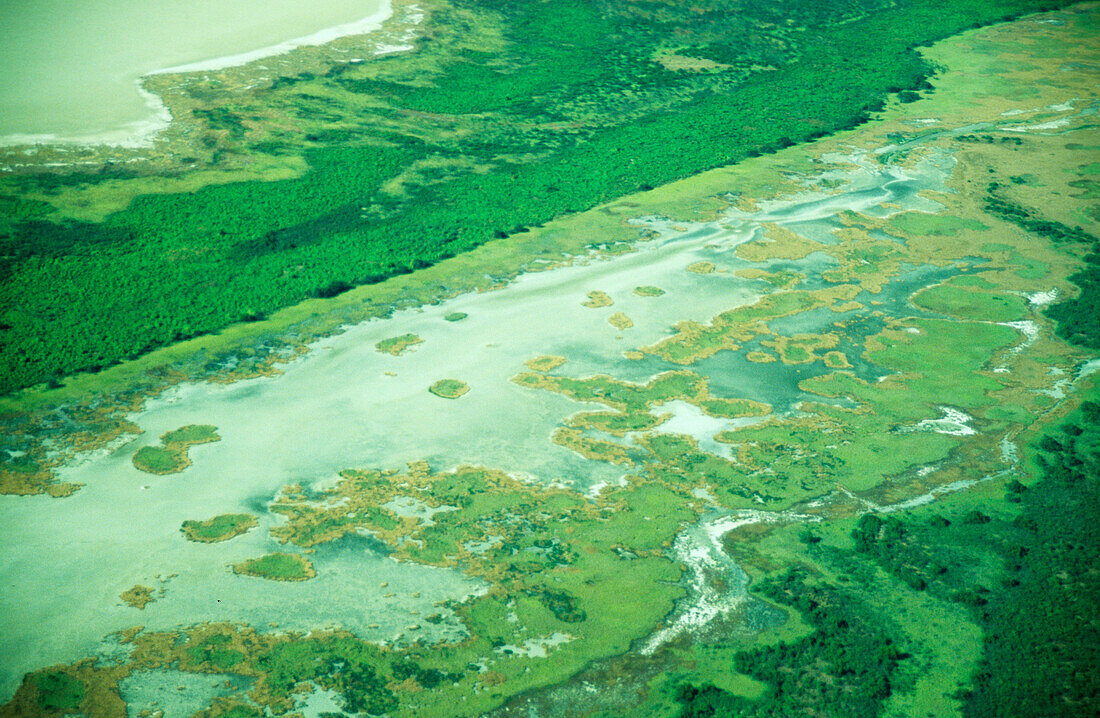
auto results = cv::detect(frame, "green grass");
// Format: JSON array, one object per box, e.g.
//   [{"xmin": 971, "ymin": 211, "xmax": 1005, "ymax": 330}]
[
  {"xmin": 887, "ymin": 212, "xmax": 988, "ymax": 236},
  {"xmin": 911, "ymin": 282, "xmax": 1029, "ymax": 322}
]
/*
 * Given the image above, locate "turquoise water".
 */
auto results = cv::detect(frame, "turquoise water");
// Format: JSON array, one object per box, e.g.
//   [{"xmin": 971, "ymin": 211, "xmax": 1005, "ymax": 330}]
[{"xmin": 0, "ymin": 0, "xmax": 388, "ymax": 144}]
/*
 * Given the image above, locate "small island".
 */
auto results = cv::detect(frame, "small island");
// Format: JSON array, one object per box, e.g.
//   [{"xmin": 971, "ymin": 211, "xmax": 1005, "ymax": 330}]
[
  {"xmin": 120, "ymin": 584, "xmax": 156, "ymax": 610},
  {"xmin": 608, "ymin": 312, "xmax": 634, "ymax": 330},
  {"xmin": 132, "ymin": 425, "xmax": 220, "ymax": 475},
  {"xmin": 181, "ymin": 513, "xmax": 258, "ymax": 543},
  {"xmin": 429, "ymin": 379, "xmax": 470, "ymax": 399},
  {"xmin": 525, "ymin": 356, "xmax": 567, "ymax": 373},
  {"xmin": 582, "ymin": 291, "xmax": 613, "ymax": 308},
  {"xmin": 633, "ymin": 285, "xmax": 665, "ymax": 297},
  {"xmin": 444, "ymin": 312, "xmax": 468, "ymax": 322},
  {"xmin": 686, "ymin": 261, "xmax": 716, "ymax": 274},
  {"xmin": 232, "ymin": 553, "xmax": 315, "ymax": 582},
  {"xmin": 375, "ymin": 333, "xmax": 424, "ymax": 355}
]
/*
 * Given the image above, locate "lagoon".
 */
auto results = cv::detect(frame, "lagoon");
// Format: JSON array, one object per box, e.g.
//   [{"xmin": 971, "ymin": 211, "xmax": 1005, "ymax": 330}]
[{"xmin": 0, "ymin": 0, "xmax": 388, "ymax": 146}]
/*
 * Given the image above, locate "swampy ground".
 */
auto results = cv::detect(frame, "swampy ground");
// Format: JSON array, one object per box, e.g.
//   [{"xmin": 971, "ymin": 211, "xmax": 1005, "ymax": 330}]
[{"xmin": 1, "ymin": 2, "xmax": 1099, "ymax": 718}]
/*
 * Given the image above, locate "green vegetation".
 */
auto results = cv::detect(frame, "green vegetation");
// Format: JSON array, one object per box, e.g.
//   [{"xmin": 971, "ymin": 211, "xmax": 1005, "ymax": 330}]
[
  {"xmin": 132, "ymin": 424, "xmax": 220, "ymax": 475},
  {"xmin": 608, "ymin": 312, "xmax": 634, "ymax": 330},
  {"xmin": 0, "ymin": 0, "xmax": 1077, "ymax": 395},
  {"xmin": 524, "ymin": 355, "xmax": 567, "ymax": 373},
  {"xmin": 375, "ymin": 333, "xmax": 424, "ymax": 355},
  {"xmin": 232, "ymin": 552, "xmax": 315, "ymax": 581},
  {"xmin": 633, "ymin": 285, "xmax": 665, "ymax": 297},
  {"xmin": 912, "ymin": 281, "xmax": 1028, "ymax": 322},
  {"xmin": 119, "ymin": 584, "xmax": 156, "ymax": 609},
  {"xmin": 887, "ymin": 212, "xmax": 987, "ymax": 236},
  {"xmin": 444, "ymin": 312, "xmax": 468, "ymax": 322},
  {"xmin": 676, "ymin": 569, "xmax": 903, "ymax": 718},
  {"xmin": 582, "ymin": 291, "xmax": 614, "ymax": 309},
  {"xmin": 429, "ymin": 379, "xmax": 469, "ymax": 399},
  {"xmin": 30, "ymin": 672, "xmax": 84, "ymax": 713},
  {"xmin": 962, "ymin": 403, "xmax": 1100, "ymax": 716},
  {"xmin": 181, "ymin": 513, "xmax": 258, "ymax": 543}
]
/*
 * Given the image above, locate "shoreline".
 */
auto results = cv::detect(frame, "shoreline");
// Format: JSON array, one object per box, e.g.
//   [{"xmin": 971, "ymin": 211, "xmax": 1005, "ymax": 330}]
[{"xmin": 0, "ymin": 1, "xmax": 395, "ymax": 150}]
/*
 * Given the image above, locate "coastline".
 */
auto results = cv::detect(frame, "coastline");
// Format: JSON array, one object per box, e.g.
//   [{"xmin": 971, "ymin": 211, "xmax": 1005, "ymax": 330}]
[
  {"xmin": 147, "ymin": 2, "xmax": 392, "ymax": 76},
  {"xmin": 0, "ymin": 0, "xmax": 396, "ymax": 150}
]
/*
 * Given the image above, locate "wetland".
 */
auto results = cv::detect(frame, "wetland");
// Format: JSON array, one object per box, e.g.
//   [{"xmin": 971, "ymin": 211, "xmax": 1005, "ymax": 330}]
[{"xmin": 1, "ymin": 2, "xmax": 1098, "ymax": 718}]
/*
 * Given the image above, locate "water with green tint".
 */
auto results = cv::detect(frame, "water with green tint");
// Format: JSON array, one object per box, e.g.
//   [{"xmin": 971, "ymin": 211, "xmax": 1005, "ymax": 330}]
[{"xmin": 0, "ymin": 0, "xmax": 387, "ymax": 144}]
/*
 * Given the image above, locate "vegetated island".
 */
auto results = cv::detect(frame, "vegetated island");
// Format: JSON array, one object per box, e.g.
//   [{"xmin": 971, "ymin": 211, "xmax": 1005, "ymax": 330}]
[
  {"xmin": 429, "ymin": 379, "xmax": 469, "ymax": 399},
  {"xmin": 444, "ymin": 312, "xmax": 468, "ymax": 322},
  {"xmin": 375, "ymin": 333, "xmax": 423, "ymax": 355},
  {"xmin": 181, "ymin": 513, "xmax": 258, "ymax": 543},
  {"xmin": 119, "ymin": 585, "xmax": 156, "ymax": 610},
  {"xmin": 608, "ymin": 312, "xmax": 634, "ymax": 330},
  {"xmin": 232, "ymin": 552, "xmax": 315, "ymax": 582},
  {"xmin": 524, "ymin": 355, "xmax": 567, "ymax": 373},
  {"xmin": 582, "ymin": 291, "xmax": 613, "ymax": 308},
  {"xmin": 633, "ymin": 285, "xmax": 665, "ymax": 297},
  {"xmin": 132, "ymin": 424, "xmax": 220, "ymax": 475}
]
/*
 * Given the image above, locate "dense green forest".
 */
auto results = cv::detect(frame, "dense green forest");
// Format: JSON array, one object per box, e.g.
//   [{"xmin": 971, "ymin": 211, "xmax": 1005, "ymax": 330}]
[{"xmin": 0, "ymin": 0, "xmax": 1077, "ymax": 394}]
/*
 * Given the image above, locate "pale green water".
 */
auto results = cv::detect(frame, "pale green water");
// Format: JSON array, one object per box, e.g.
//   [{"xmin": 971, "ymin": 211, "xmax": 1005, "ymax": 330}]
[{"xmin": 0, "ymin": 0, "xmax": 389, "ymax": 145}]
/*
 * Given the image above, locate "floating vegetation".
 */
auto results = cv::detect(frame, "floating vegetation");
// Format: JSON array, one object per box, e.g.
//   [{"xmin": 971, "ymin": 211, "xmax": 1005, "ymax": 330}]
[{"xmin": 132, "ymin": 425, "xmax": 220, "ymax": 475}]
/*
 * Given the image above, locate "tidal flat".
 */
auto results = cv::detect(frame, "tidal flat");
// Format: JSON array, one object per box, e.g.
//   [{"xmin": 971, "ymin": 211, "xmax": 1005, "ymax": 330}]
[{"xmin": 1, "ymin": 4, "xmax": 1098, "ymax": 717}]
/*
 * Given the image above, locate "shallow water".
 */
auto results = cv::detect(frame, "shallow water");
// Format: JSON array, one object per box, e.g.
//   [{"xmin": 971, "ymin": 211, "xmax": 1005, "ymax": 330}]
[
  {"xmin": 0, "ymin": 147, "xmax": 955, "ymax": 699},
  {"xmin": 0, "ymin": 0, "xmax": 388, "ymax": 144}
]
